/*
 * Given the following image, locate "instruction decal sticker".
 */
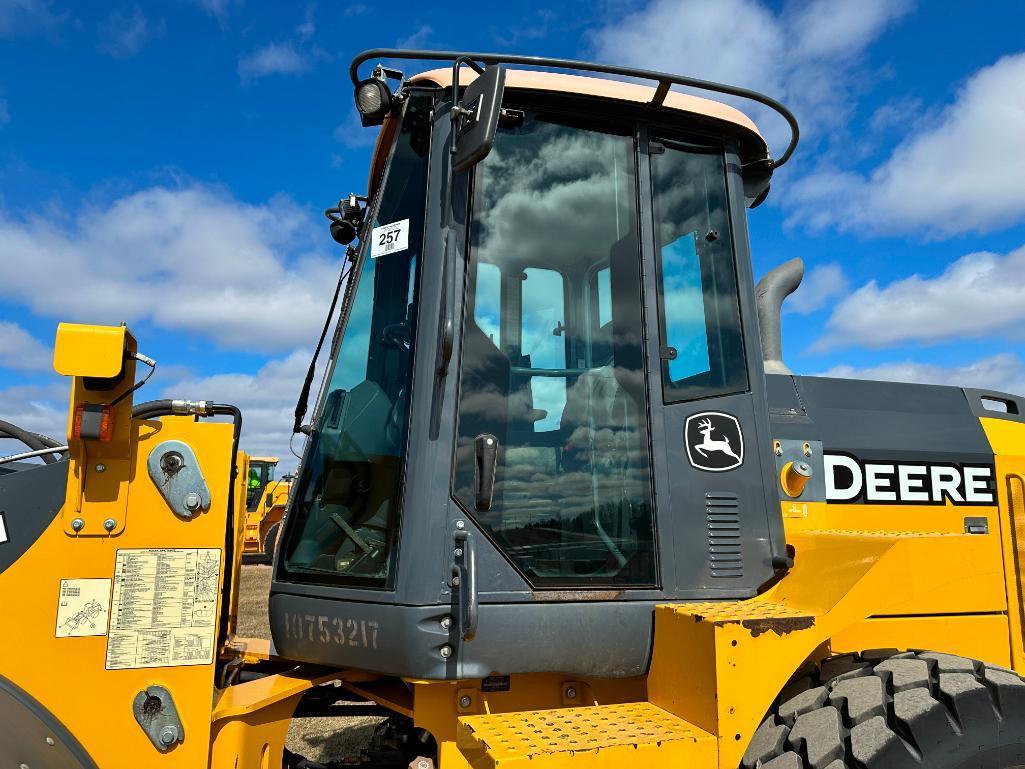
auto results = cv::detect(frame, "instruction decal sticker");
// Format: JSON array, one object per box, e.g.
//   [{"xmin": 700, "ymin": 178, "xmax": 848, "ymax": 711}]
[
  {"xmin": 55, "ymin": 578, "xmax": 112, "ymax": 638},
  {"xmin": 370, "ymin": 219, "xmax": 409, "ymax": 258},
  {"xmin": 0, "ymin": 512, "xmax": 7, "ymax": 544},
  {"xmin": 685, "ymin": 412, "xmax": 744, "ymax": 472},
  {"xmin": 105, "ymin": 548, "xmax": 221, "ymax": 670}
]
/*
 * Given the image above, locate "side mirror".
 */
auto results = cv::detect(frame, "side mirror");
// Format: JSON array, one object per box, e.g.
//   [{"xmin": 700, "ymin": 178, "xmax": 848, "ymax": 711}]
[{"xmin": 452, "ymin": 64, "xmax": 506, "ymax": 174}]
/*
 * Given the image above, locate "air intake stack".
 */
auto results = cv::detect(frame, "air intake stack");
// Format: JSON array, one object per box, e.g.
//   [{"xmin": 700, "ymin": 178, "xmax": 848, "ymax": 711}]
[{"xmin": 755, "ymin": 257, "xmax": 804, "ymax": 375}]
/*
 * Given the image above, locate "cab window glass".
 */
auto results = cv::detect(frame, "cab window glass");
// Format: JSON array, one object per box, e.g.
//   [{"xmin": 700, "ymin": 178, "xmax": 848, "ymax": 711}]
[
  {"xmin": 454, "ymin": 113, "xmax": 656, "ymax": 588},
  {"xmin": 280, "ymin": 93, "xmax": 432, "ymax": 587},
  {"xmin": 651, "ymin": 140, "xmax": 747, "ymax": 401}
]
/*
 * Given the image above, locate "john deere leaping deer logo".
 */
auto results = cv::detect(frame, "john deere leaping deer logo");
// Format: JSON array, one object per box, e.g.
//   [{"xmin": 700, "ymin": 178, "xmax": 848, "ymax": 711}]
[{"xmin": 685, "ymin": 412, "xmax": 744, "ymax": 472}]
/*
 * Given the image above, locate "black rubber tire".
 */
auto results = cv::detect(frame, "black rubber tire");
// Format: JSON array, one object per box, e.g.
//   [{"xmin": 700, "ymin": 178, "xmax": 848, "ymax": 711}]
[
  {"xmin": 261, "ymin": 522, "xmax": 280, "ymax": 565},
  {"xmin": 742, "ymin": 651, "xmax": 1025, "ymax": 769}
]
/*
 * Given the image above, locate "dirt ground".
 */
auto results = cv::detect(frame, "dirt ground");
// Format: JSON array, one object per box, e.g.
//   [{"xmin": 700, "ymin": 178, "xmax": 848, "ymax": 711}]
[{"xmin": 237, "ymin": 565, "xmax": 385, "ymax": 762}]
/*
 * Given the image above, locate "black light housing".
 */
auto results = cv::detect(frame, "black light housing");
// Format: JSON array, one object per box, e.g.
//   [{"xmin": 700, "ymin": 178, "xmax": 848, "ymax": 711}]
[
  {"xmin": 325, "ymin": 194, "xmax": 366, "ymax": 245},
  {"xmin": 353, "ymin": 65, "xmax": 398, "ymax": 127}
]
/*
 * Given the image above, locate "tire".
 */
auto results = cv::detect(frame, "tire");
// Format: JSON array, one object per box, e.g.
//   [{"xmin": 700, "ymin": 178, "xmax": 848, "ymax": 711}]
[
  {"xmin": 261, "ymin": 522, "xmax": 280, "ymax": 565},
  {"xmin": 742, "ymin": 651, "xmax": 1025, "ymax": 769}
]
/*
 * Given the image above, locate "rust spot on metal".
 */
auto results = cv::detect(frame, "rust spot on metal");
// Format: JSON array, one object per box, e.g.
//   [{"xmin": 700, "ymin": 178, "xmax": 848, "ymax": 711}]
[{"xmin": 741, "ymin": 616, "xmax": 814, "ymax": 637}]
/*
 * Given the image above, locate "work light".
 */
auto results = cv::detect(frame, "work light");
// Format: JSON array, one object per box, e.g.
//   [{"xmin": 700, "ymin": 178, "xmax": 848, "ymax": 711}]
[{"xmin": 354, "ymin": 69, "xmax": 393, "ymax": 126}]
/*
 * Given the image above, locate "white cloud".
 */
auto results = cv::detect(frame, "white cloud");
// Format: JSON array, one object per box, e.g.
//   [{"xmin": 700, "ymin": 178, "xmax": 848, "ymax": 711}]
[
  {"xmin": 0, "ymin": 379, "xmax": 67, "ymax": 449},
  {"xmin": 190, "ymin": 0, "xmax": 241, "ymax": 20},
  {"xmin": 786, "ymin": 262, "xmax": 848, "ymax": 314},
  {"xmin": 160, "ymin": 350, "xmax": 314, "ymax": 470},
  {"xmin": 0, "ymin": 97, "xmax": 8, "ymax": 126},
  {"xmin": 590, "ymin": 0, "xmax": 912, "ymax": 152},
  {"xmin": 0, "ymin": 321, "xmax": 51, "ymax": 372},
  {"xmin": 0, "ymin": 352, "xmax": 321, "ymax": 469},
  {"xmin": 819, "ymin": 243, "xmax": 1025, "ymax": 349},
  {"xmin": 333, "ymin": 107, "xmax": 377, "ymax": 149},
  {"xmin": 820, "ymin": 353, "xmax": 1025, "ymax": 398},
  {"xmin": 394, "ymin": 25, "xmax": 432, "ymax": 50},
  {"xmin": 295, "ymin": 4, "xmax": 315, "ymax": 41},
  {"xmin": 0, "ymin": 0, "xmax": 67, "ymax": 39},
  {"xmin": 97, "ymin": 6, "xmax": 161, "ymax": 59},
  {"xmin": 0, "ymin": 183, "xmax": 343, "ymax": 353},
  {"xmin": 787, "ymin": 52, "xmax": 1025, "ymax": 237},
  {"xmin": 238, "ymin": 42, "xmax": 309, "ymax": 82}
]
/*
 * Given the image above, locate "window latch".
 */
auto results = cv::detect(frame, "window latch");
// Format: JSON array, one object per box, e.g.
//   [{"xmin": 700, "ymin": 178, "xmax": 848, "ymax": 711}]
[{"xmin": 660, "ymin": 345, "xmax": 678, "ymax": 361}]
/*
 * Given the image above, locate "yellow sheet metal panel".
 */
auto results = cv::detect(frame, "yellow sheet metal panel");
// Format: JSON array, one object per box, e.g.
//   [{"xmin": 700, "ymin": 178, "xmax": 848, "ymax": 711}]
[
  {"xmin": 649, "ymin": 528, "xmax": 1009, "ymax": 769},
  {"xmin": 457, "ymin": 702, "xmax": 715, "ymax": 769},
  {"xmin": 979, "ymin": 416, "xmax": 1025, "ymax": 672},
  {"xmin": 0, "ymin": 416, "xmax": 235, "ymax": 768},
  {"xmin": 783, "ymin": 506, "xmax": 1006, "ymax": 615},
  {"xmin": 783, "ymin": 502, "xmax": 1005, "ymax": 615},
  {"xmin": 53, "ymin": 322, "xmax": 127, "ymax": 377},
  {"xmin": 830, "ymin": 614, "xmax": 1011, "ymax": 668}
]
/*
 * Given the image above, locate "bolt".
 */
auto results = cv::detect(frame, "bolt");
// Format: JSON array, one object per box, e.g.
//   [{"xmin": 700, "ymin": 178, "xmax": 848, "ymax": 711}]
[
  {"xmin": 71, "ymin": 518, "xmax": 85, "ymax": 532},
  {"xmin": 183, "ymin": 492, "xmax": 202, "ymax": 511},
  {"xmin": 459, "ymin": 695, "xmax": 472, "ymax": 708},
  {"xmin": 102, "ymin": 518, "xmax": 116, "ymax": 532},
  {"xmin": 158, "ymin": 725, "xmax": 179, "ymax": 747},
  {"xmin": 454, "ymin": 548, "xmax": 463, "ymax": 557},
  {"xmin": 160, "ymin": 451, "xmax": 184, "ymax": 474},
  {"xmin": 455, "ymin": 520, "xmax": 465, "ymax": 530},
  {"xmin": 440, "ymin": 645, "xmax": 453, "ymax": 659},
  {"xmin": 45, "ymin": 737, "xmax": 55, "ymax": 746},
  {"xmin": 417, "ymin": 760, "xmax": 431, "ymax": 769},
  {"xmin": 802, "ymin": 442, "xmax": 812, "ymax": 457},
  {"xmin": 773, "ymin": 442, "xmax": 782, "ymax": 456},
  {"xmin": 450, "ymin": 576, "xmax": 460, "ymax": 587},
  {"xmin": 20, "ymin": 763, "xmax": 29, "ymax": 769},
  {"xmin": 565, "ymin": 686, "xmax": 577, "ymax": 700},
  {"xmin": 440, "ymin": 616, "xmax": 452, "ymax": 630},
  {"xmin": 95, "ymin": 463, "xmax": 106, "ymax": 473}
]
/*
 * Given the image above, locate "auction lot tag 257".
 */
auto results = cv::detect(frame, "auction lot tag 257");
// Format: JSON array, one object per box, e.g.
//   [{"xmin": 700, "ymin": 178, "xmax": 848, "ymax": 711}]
[{"xmin": 370, "ymin": 219, "xmax": 409, "ymax": 258}]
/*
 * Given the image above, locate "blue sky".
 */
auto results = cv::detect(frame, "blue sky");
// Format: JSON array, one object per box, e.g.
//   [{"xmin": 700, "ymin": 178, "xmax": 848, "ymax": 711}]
[{"xmin": 2, "ymin": 0, "xmax": 1025, "ymax": 466}]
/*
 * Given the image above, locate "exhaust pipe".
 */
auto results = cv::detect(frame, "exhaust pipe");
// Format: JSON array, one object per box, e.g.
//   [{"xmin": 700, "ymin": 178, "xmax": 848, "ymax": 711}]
[{"xmin": 755, "ymin": 257, "xmax": 804, "ymax": 375}]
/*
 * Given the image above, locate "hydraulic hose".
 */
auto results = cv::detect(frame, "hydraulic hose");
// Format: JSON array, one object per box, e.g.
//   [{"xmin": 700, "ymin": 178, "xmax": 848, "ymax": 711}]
[
  {"xmin": 0, "ymin": 419, "xmax": 60, "ymax": 464},
  {"xmin": 132, "ymin": 399, "xmax": 217, "ymax": 420},
  {"xmin": 207, "ymin": 404, "xmax": 242, "ymax": 654}
]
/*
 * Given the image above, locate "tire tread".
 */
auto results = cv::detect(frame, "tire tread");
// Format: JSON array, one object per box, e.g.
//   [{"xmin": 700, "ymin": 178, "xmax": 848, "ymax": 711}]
[{"xmin": 741, "ymin": 650, "xmax": 1025, "ymax": 769}]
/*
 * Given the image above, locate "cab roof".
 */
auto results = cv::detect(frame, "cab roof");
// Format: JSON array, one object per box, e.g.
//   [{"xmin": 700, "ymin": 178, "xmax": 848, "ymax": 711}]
[
  {"xmin": 367, "ymin": 66, "xmax": 771, "ymax": 195},
  {"xmin": 410, "ymin": 67, "xmax": 766, "ymax": 150}
]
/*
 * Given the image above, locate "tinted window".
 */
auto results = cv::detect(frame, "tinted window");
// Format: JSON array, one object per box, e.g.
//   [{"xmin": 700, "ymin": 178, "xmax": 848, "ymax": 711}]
[
  {"xmin": 453, "ymin": 114, "xmax": 656, "ymax": 588},
  {"xmin": 280, "ymin": 95, "xmax": 431, "ymax": 587},
  {"xmin": 651, "ymin": 140, "xmax": 747, "ymax": 401}
]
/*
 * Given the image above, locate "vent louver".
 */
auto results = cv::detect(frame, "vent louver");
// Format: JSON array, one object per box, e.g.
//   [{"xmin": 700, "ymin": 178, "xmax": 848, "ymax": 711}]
[{"xmin": 707, "ymin": 491, "xmax": 742, "ymax": 578}]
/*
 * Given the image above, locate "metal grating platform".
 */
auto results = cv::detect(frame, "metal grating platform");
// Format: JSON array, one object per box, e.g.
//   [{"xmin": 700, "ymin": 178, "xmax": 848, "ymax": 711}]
[
  {"xmin": 457, "ymin": 702, "xmax": 715, "ymax": 768},
  {"xmin": 666, "ymin": 599, "xmax": 811, "ymax": 623}
]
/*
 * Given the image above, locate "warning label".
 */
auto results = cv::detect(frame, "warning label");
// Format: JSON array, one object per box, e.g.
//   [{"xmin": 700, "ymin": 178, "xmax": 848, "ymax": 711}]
[
  {"xmin": 105, "ymin": 548, "xmax": 221, "ymax": 670},
  {"xmin": 55, "ymin": 578, "xmax": 111, "ymax": 638}
]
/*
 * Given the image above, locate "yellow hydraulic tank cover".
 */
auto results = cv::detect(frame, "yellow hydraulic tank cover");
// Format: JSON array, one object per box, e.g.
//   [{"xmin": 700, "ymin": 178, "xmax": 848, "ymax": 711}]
[{"xmin": 53, "ymin": 322, "xmax": 127, "ymax": 378}]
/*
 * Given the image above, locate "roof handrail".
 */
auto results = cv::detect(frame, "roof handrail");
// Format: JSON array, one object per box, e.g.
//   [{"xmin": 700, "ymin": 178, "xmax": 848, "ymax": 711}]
[{"xmin": 350, "ymin": 48, "xmax": 800, "ymax": 168}]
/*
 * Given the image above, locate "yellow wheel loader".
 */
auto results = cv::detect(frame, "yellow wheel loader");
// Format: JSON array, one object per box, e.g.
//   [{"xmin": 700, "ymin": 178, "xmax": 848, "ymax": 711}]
[
  {"xmin": 3, "ymin": 48, "xmax": 1025, "ymax": 769},
  {"xmin": 242, "ymin": 457, "xmax": 292, "ymax": 564}
]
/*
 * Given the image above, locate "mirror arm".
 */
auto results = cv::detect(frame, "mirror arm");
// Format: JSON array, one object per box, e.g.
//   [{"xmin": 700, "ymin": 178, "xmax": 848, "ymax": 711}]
[{"xmin": 449, "ymin": 56, "xmax": 485, "ymax": 154}]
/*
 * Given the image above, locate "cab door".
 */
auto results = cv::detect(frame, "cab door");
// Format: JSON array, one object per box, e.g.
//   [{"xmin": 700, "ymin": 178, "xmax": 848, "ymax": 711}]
[{"xmin": 641, "ymin": 134, "xmax": 785, "ymax": 597}]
